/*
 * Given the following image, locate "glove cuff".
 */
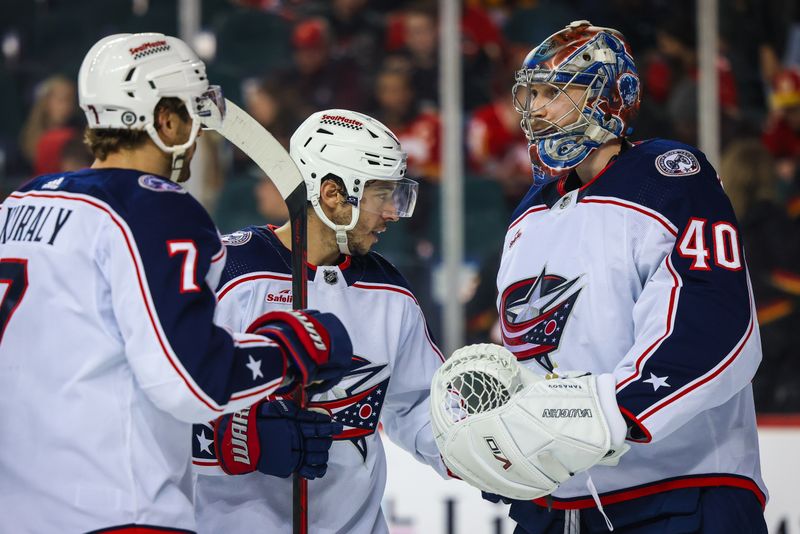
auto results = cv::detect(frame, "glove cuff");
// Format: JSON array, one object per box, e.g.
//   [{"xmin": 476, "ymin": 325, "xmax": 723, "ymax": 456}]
[{"xmin": 595, "ymin": 373, "xmax": 627, "ymax": 450}]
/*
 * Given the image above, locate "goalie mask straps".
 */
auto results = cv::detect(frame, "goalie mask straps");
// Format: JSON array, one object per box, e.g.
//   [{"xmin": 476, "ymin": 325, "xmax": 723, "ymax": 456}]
[{"xmin": 585, "ymin": 473, "xmax": 614, "ymax": 531}]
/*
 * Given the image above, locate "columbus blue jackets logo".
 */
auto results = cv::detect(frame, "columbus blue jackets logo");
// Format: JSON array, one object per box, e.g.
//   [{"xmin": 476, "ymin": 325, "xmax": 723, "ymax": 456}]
[
  {"xmin": 310, "ymin": 356, "xmax": 389, "ymax": 462},
  {"xmin": 138, "ymin": 174, "xmax": 186, "ymax": 193},
  {"xmin": 221, "ymin": 230, "xmax": 252, "ymax": 246},
  {"xmin": 655, "ymin": 149, "xmax": 701, "ymax": 177},
  {"xmin": 500, "ymin": 268, "xmax": 582, "ymax": 372}
]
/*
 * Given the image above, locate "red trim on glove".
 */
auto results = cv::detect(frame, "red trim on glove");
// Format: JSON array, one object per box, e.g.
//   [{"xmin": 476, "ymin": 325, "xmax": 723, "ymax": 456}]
[{"xmin": 216, "ymin": 403, "xmax": 262, "ymax": 475}]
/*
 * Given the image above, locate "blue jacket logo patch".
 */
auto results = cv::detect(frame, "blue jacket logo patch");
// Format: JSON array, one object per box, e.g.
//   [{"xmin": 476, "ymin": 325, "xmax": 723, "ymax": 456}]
[
  {"xmin": 138, "ymin": 174, "xmax": 186, "ymax": 193},
  {"xmin": 222, "ymin": 230, "xmax": 252, "ymax": 246},
  {"xmin": 655, "ymin": 149, "xmax": 701, "ymax": 177}
]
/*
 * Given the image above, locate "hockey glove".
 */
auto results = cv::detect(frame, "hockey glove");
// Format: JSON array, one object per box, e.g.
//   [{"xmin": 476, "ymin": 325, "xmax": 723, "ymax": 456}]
[
  {"xmin": 215, "ymin": 398, "xmax": 343, "ymax": 479},
  {"xmin": 246, "ymin": 310, "xmax": 353, "ymax": 394},
  {"xmin": 430, "ymin": 344, "xmax": 629, "ymax": 500}
]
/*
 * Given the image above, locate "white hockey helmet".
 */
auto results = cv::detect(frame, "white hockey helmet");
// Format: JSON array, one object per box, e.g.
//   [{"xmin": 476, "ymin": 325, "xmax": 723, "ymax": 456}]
[
  {"xmin": 78, "ymin": 33, "xmax": 225, "ymax": 181},
  {"xmin": 290, "ymin": 109, "xmax": 418, "ymax": 255}
]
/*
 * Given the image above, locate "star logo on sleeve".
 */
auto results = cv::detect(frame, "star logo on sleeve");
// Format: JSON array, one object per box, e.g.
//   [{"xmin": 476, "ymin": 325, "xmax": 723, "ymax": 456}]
[
  {"xmin": 196, "ymin": 428, "xmax": 214, "ymax": 455},
  {"xmin": 643, "ymin": 373, "xmax": 670, "ymax": 391},
  {"xmin": 246, "ymin": 354, "xmax": 264, "ymax": 380}
]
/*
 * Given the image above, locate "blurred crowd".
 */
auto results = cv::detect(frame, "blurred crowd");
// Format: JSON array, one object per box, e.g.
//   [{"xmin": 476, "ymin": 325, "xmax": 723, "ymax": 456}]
[{"xmin": 1, "ymin": 0, "xmax": 799, "ymax": 412}]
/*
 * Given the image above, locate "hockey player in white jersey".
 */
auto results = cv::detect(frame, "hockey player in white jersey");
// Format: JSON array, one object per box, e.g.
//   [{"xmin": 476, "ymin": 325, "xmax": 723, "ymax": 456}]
[
  {"xmin": 430, "ymin": 21, "xmax": 768, "ymax": 533},
  {"xmin": 192, "ymin": 109, "xmax": 448, "ymax": 534},
  {"xmin": 0, "ymin": 34, "xmax": 352, "ymax": 533}
]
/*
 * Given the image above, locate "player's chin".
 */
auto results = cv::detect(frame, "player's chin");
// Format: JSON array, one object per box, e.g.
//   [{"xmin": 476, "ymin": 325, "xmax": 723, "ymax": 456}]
[{"xmin": 349, "ymin": 237, "xmax": 374, "ymax": 256}]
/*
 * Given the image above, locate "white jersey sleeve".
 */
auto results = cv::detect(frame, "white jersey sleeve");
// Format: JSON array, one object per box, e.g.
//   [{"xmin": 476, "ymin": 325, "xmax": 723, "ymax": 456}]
[
  {"xmin": 381, "ymin": 298, "xmax": 448, "ymax": 477},
  {"xmin": 0, "ymin": 169, "xmax": 290, "ymax": 532}
]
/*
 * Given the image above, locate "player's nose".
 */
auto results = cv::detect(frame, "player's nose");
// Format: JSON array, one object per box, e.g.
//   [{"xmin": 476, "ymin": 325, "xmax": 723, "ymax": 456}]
[{"xmin": 382, "ymin": 207, "xmax": 400, "ymax": 222}]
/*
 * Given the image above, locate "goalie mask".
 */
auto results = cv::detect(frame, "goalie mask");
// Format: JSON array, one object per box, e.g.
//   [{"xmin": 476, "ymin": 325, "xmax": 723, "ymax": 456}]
[
  {"xmin": 78, "ymin": 33, "xmax": 226, "ymax": 181},
  {"xmin": 513, "ymin": 20, "xmax": 640, "ymax": 186},
  {"xmin": 290, "ymin": 109, "xmax": 418, "ymax": 255}
]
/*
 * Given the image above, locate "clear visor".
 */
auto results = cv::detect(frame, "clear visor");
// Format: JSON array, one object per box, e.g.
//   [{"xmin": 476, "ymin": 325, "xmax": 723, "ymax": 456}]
[
  {"xmin": 195, "ymin": 85, "xmax": 226, "ymax": 129},
  {"xmin": 357, "ymin": 177, "xmax": 418, "ymax": 219}
]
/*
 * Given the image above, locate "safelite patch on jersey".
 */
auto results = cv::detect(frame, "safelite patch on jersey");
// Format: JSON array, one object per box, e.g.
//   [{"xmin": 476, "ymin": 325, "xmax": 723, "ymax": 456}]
[
  {"xmin": 138, "ymin": 174, "xmax": 186, "ymax": 193},
  {"xmin": 222, "ymin": 230, "xmax": 252, "ymax": 246},
  {"xmin": 655, "ymin": 149, "xmax": 701, "ymax": 177}
]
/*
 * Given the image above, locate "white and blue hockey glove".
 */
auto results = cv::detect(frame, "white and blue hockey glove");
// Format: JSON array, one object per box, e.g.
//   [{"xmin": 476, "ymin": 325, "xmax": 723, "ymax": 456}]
[
  {"xmin": 215, "ymin": 398, "xmax": 343, "ymax": 479},
  {"xmin": 246, "ymin": 309, "xmax": 353, "ymax": 394}
]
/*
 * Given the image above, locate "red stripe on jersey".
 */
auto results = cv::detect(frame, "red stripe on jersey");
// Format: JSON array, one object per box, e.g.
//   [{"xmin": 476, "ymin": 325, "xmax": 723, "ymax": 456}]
[
  {"xmin": 579, "ymin": 197, "xmax": 678, "ymax": 237},
  {"xmin": 508, "ymin": 205, "xmax": 548, "ymax": 230},
  {"xmin": 352, "ymin": 282, "xmax": 445, "ymax": 362},
  {"xmin": 229, "ymin": 376, "xmax": 284, "ymax": 401},
  {"xmin": 192, "ymin": 459, "xmax": 220, "ymax": 466},
  {"xmin": 616, "ymin": 256, "xmax": 681, "ymax": 391},
  {"xmin": 639, "ymin": 310, "xmax": 755, "ymax": 421},
  {"xmin": 211, "ymin": 246, "xmax": 225, "ymax": 263},
  {"xmin": 530, "ymin": 474, "xmax": 765, "ymax": 510},
  {"xmin": 352, "ymin": 281, "xmax": 418, "ymax": 304},
  {"xmin": 10, "ymin": 191, "xmax": 223, "ymax": 413},
  {"xmin": 217, "ymin": 272, "xmax": 293, "ymax": 301},
  {"xmin": 86, "ymin": 524, "xmax": 194, "ymax": 534}
]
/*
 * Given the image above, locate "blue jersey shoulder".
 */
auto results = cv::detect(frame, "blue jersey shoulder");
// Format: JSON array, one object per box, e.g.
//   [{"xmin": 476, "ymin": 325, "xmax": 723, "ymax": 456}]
[
  {"xmin": 346, "ymin": 250, "xmax": 414, "ymax": 293},
  {"xmin": 218, "ymin": 226, "xmax": 291, "ymax": 289},
  {"xmin": 585, "ymin": 139, "xmax": 731, "ymax": 227},
  {"xmin": 23, "ymin": 168, "xmax": 217, "ymax": 235},
  {"xmin": 510, "ymin": 183, "xmax": 546, "ymax": 223}
]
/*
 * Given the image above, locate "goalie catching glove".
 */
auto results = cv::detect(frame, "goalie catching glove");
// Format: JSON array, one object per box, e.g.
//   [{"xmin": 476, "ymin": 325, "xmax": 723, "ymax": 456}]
[
  {"xmin": 215, "ymin": 398, "xmax": 343, "ymax": 479},
  {"xmin": 430, "ymin": 344, "xmax": 629, "ymax": 500},
  {"xmin": 246, "ymin": 309, "xmax": 353, "ymax": 394}
]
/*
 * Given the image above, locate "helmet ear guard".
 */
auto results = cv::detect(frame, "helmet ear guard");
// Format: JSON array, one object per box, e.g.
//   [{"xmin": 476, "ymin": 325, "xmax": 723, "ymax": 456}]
[{"xmin": 514, "ymin": 21, "xmax": 640, "ymax": 186}]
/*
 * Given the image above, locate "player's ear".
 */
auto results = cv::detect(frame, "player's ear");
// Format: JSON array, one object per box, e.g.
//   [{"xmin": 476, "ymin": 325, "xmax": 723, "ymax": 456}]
[
  {"xmin": 319, "ymin": 179, "xmax": 344, "ymax": 209},
  {"xmin": 153, "ymin": 106, "xmax": 182, "ymax": 143}
]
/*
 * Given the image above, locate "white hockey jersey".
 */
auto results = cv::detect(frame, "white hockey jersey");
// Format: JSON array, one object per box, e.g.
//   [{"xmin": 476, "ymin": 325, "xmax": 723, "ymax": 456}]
[
  {"xmin": 497, "ymin": 139, "xmax": 767, "ymax": 513},
  {"xmin": 192, "ymin": 225, "xmax": 447, "ymax": 534},
  {"xmin": 0, "ymin": 169, "xmax": 292, "ymax": 533}
]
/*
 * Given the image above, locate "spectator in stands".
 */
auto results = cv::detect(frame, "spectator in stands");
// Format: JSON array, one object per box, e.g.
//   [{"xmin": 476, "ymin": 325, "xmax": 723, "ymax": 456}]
[
  {"xmin": 212, "ymin": 77, "xmax": 291, "ymax": 233},
  {"xmin": 467, "ymin": 49, "xmax": 531, "ymax": 208},
  {"xmin": 58, "ymin": 133, "xmax": 93, "ymax": 172},
  {"xmin": 393, "ymin": 3, "xmax": 439, "ymax": 110},
  {"xmin": 32, "ymin": 127, "xmax": 79, "ymax": 176},
  {"xmin": 762, "ymin": 67, "xmax": 800, "ymax": 198},
  {"xmin": 19, "ymin": 75, "xmax": 81, "ymax": 168},
  {"xmin": 315, "ymin": 0, "xmax": 385, "ymax": 73},
  {"xmin": 372, "ymin": 67, "xmax": 440, "ymax": 183},
  {"xmin": 653, "ymin": 17, "xmax": 741, "ymax": 146},
  {"xmin": 721, "ymin": 139, "xmax": 800, "ymax": 412},
  {"xmin": 274, "ymin": 18, "xmax": 366, "ymax": 121}
]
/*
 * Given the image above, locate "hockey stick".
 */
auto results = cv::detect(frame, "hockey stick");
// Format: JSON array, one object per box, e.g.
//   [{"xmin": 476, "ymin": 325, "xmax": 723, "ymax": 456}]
[{"xmin": 210, "ymin": 99, "xmax": 310, "ymax": 534}]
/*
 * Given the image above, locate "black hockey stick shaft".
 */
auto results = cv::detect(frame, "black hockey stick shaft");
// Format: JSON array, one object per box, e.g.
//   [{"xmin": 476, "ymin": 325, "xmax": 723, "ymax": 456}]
[{"xmin": 287, "ymin": 184, "xmax": 310, "ymax": 534}]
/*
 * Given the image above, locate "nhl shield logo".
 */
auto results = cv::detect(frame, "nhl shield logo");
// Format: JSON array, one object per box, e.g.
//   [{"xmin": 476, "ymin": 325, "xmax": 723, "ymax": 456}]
[
  {"xmin": 500, "ymin": 267, "xmax": 582, "ymax": 373},
  {"xmin": 655, "ymin": 149, "xmax": 701, "ymax": 177},
  {"xmin": 323, "ymin": 269, "xmax": 338, "ymax": 285}
]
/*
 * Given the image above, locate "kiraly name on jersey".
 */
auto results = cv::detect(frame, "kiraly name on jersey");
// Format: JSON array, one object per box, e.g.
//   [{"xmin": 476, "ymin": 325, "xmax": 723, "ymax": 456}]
[{"xmin": 0, "ymin": 204, "xmax": 73, "ymax": 246}]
